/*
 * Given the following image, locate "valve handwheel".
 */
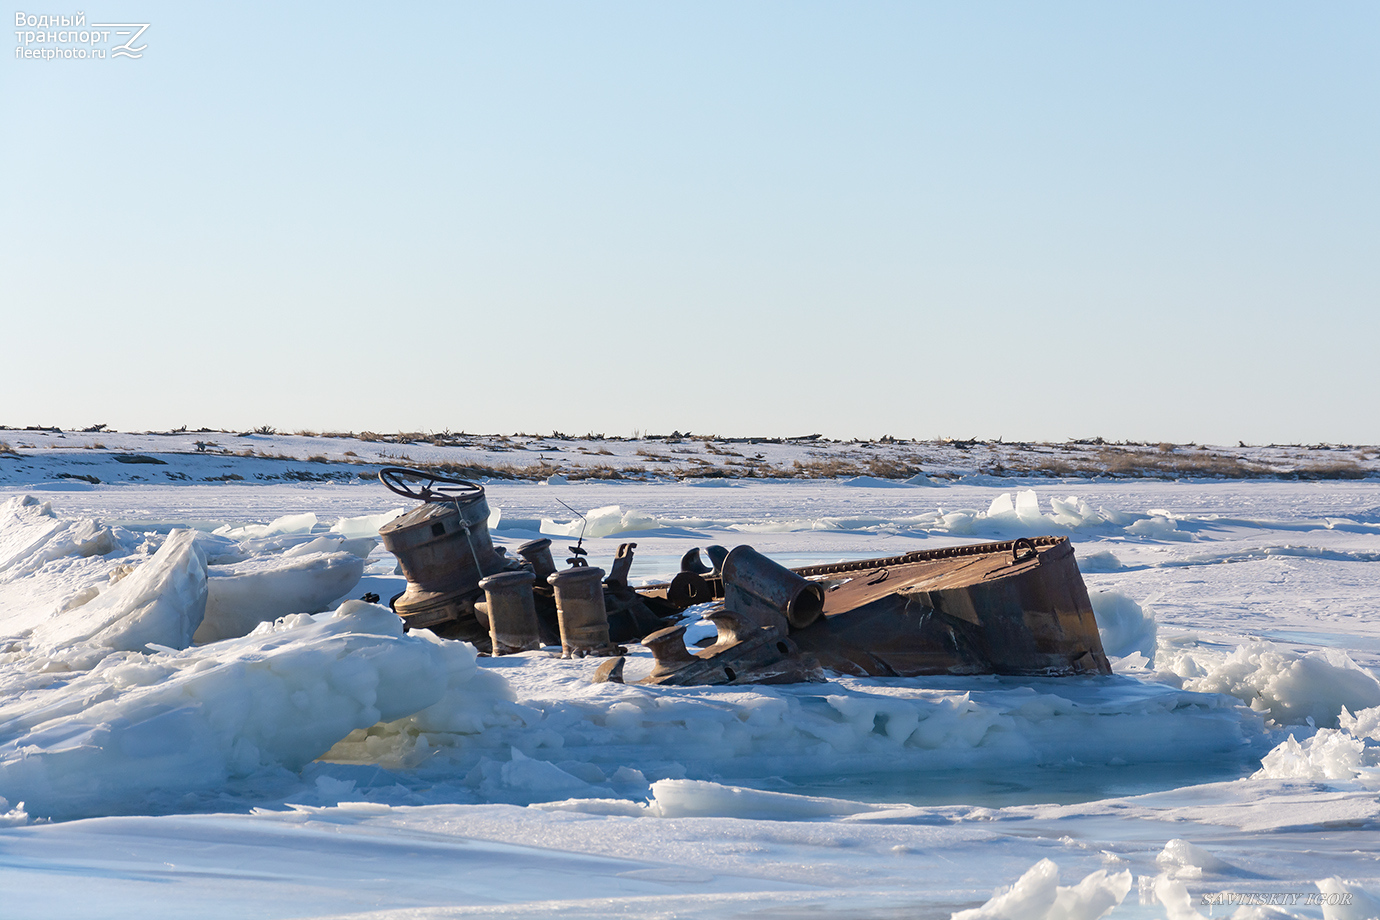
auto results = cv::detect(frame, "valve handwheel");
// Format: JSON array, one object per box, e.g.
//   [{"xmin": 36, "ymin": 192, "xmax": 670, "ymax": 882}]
[{"xmin": 378, "ymin": 467, "xmax": 485, "ymax": 503}]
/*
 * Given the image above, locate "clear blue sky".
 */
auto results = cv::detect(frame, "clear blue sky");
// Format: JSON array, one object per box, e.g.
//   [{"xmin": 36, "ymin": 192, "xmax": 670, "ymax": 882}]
[{"xmin": 3, "ymin": 2, "xmax": 1376, "ymax": 444}]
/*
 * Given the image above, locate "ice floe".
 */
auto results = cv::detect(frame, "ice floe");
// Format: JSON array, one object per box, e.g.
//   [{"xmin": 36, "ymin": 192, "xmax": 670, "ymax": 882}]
[
  {"xmin": 952, "ymin": 858, "xmax": 1132, "ymax": 920},
  {"xmin": 0, "ymin": 600, "xmax": 483, "ymax": 820}
]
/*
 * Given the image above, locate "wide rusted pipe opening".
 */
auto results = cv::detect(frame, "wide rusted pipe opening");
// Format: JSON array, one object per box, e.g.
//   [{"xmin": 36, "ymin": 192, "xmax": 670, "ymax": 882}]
[{"xmin": 722, "ymin": 545, "xmax": 825, "ymax": 631}]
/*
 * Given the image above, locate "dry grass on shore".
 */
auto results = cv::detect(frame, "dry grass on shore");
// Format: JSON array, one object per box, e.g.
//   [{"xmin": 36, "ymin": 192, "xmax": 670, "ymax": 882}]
[{"xmin": 1024, "ymin": 446, "xmax": 1369, "ymax": 480}]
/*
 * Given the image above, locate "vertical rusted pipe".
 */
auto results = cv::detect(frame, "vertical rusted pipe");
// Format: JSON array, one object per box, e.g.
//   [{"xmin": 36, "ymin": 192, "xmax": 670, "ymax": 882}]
[
  {"xmin": 547, "ymin": 566, "xmax": 615, "ymax": 657},
  {"xmin": 516, "ymin": 537, "xmax": 558, "ymax": 583},
  {"xmin": 478, "ymin": 571, "xmax": 541, "ymax": 655}
]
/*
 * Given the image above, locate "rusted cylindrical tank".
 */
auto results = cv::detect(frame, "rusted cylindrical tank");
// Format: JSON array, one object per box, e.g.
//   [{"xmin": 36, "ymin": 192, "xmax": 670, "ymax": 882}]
[
  {"xmin": 478, "ymin": 570, "xmax": 542, "ymax": 654},
  {"xmin": 516, "ymin": 537, "xmax": 558, "ymax": 583},
  {"xmin": 721, "ymin": 545, "xmax": 825, "ymax": 632},
  {"xmin": 548, "ymin": 566, "xmax": 616, "ymax": 657},
  {"xmin": 379, "ymin": 484, "xmax": 504, "ymax": 632}
]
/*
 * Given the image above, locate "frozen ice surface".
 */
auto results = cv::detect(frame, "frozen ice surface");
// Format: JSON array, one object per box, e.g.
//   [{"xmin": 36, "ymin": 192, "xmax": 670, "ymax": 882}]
[
  {"xmin": 1253, "ymin": 704, "xmax": 1380, "ymax": 782},
  {"xmin": 1154, "ymin": 837, "xmax": 1237, "ymax": 879},
  {"xmin": 1091, "ymin": 590, "xmax": 1159, "ymax": 663},
  {"xmin": 541, "ymin": 504, "xmax": 663, "ymax": 538},
  {"xmin": 329, "ymin": 508, "xmax": 405, "ymax": 538},
  {"xmin": 952, "ymin": 858, "xmax": 1132, "ymax": 919},
  {"xmin": 1314, "ymin": 878, "xmax": 1380, "ymax": 919},
  {"xmin": 0, "ymin": 600, "xmax": 484, "ymax": 821},
  {"xmin": 29, "ymin": 528, "xmax": 207, "ymax": 654},
  {"xmin": 1164, "ymin": 641, "xmax": 1380, "ymax": 728},
  {"xmin": 2, "ymin": 473, "xmax": 1380, "ymax": 917},
  {"xmin": 193, "ymin": 548, "xmax": 365, "ymax": 643},
  {"xmin": 0, "ymin": 495, "xmax": 123, "ymax": 581},
  {"xmin": 318, "ymin": 663, "xmax": 1270, "ymax": 813}
]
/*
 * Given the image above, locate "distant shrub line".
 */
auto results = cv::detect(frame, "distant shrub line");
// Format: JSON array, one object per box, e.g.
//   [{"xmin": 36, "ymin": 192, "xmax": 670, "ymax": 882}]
[{"xmin": 0, "ymin": 428, "xmax": 1375, "ymax": 482}]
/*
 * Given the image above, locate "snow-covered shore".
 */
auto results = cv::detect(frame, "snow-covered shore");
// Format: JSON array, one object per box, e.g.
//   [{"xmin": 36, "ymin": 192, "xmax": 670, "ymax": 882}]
[
  {"xmin": 3, "ymin": 440, "xmax": 1380, "ymax": 918},
  {"xmin": 3, "ymin": 427, "xmax": 1376, "ymax": 485}
]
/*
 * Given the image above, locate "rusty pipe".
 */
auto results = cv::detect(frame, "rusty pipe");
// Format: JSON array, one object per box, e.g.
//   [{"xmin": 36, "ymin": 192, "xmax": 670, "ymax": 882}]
[
  {"xmin": 516, "ymin": 537, "xmax": 558, "ymax": 583},
  {"xmin": 547, "ymin": 566, "xmax": 616, "ymax": 658},
  {"xmin": 721, "ymin": 545, "xmax": 825, "ymax": 632},
  {"xmin": 477, "ymin": 570, "xmax": 542, "ymax": 655}
]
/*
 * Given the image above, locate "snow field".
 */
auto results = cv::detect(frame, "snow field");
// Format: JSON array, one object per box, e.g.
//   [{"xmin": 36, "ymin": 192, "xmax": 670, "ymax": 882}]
[{"xmin": 2, "ymin": 476, "xmax": 1380, "ymax": 916}]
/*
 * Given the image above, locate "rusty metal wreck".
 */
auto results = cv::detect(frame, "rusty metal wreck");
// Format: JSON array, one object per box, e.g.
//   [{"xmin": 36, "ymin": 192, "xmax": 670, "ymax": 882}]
[{"xmin": 374, "ymin": 468, "xmax": 1113, "ymax": 688}]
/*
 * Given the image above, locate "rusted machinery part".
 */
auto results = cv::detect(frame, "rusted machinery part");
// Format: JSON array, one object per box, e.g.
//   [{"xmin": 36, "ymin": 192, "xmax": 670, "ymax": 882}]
[
  {"xmin": 378, "ymin": 471, "xmax": 505, "ymax": 651},
  {"xmin": 606, "ymin": 542, "xmax": 637, "ymax": 589},
  {"xmin": 790, "ymin": 536, "xmax": 1067, "ymax": 578},
  {"xmin": 378, "ymin": 485, "xmax": 676, "ymax": 651},
  {"xmin": 665, "ymin": 571, "xmax": 717, "ymax": 609},
  {"xmin": 593, "ymin": 656, "xmax": 626, "ymax": 683},
  {"xmin": 397, "ymin": 591, "xmax": 493, "ymax": 650},
  {"xmin": 1011, "ymin": 537, "xmax": 1039, "ymax": 563},
  {"xmin": 603, "ymin": 582, "xmax": 681, "ymax": 642},
  {"xmin": 680, "ymin": 546, "xmax": 729, "ymax": 578},
  {"xmin": 645, "ymin": 538, "xmax": 1070, "ymax": 606},
  {"xmin": 378, "ymin": 467, "xmax": 485, "ymax": 504},
  {"xmin": 701, "ymin": 606, "xmax": 755, "ymax": 646},
  {"xmin": 643, "ymin": 623, "xmax": 700, "ymax": 678},
  {"xmin": 629, "ymin": 536, "xmax": 1110, "ymax": 684},
  {"xmin": 404, "ymin": 578, "xmax": 675, "ymax": 652},
  {"xmin": 791, "ymin": 537, "xmax": 1112, "ymax": 677},
  {"xmin": 705, "ymin": 545, "xmax": 729, "ymax": 575},
  {"xmin": 721, "ymin": 545, "xmax": 825, "ymax": 631},
  {"xmin": 528, "ymin": 586, "xmax": 563, "ymax": 647},
  {"xmin": 516, "ymin": 538, "xmax": 558, "ymax": 583},
  {"xmin": 477, "ymin": 570, "xmax": 542, "ymax": 655},
  {"xmin": 381, "ymin": 510, "xmax": 503, "ymax": 638},
  {"xmin": 679, "ymin": 548, "xmax": 711, "ymax": 576},
  {"xmin": 548, "ymin": 566, "xmax": 621, "ymax": 658},
  {"xmin": 627, "ymin": 621, "xmax": 825, "ymax": 687}
]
